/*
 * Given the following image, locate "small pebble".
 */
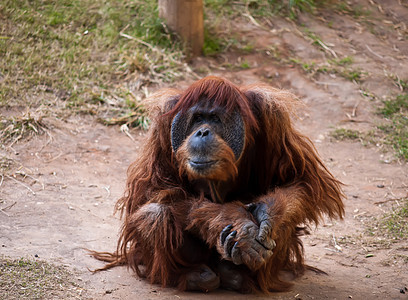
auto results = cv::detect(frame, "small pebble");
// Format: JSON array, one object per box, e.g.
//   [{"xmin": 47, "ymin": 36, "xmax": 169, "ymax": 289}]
[{"xmin": 377, "ymin": 184, "xmax": 385, "ymax": 188}]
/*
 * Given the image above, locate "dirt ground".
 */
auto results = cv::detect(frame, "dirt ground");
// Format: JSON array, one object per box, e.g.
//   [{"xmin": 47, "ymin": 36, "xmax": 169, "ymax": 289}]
[{"xmin": 1, "ymin": 0, "xmax": 408, "ymax": 299}]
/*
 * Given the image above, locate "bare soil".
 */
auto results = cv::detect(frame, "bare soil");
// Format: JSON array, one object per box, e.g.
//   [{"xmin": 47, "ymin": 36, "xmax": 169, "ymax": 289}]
[{"xmin": 1, "ymin": 0, "xmax": 407, "ymax": 299}]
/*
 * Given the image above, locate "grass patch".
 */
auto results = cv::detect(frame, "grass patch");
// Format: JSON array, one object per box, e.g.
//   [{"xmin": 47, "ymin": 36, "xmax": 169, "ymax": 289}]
[
  {"xmin": 203, "ymin": 26, "xmax": 226, "ymax": 56},
  {"xmin": 239, "ymin": 60, "xmax": 251, "ymax": 69},
  {"xmin": 393, "ymin": 77, "xmax": 408, "ymax": 91},
  {"xmin": 202, "ymin": 0, "xmax": 319, "ymax": 57},
  {"xmin": 0, "ymin": 113, "xmax": 46, "ymax": 147},
  {"xmin": 0, "ymin": 0, "xmax": 192, "ymax": 134},
  {"xmin": 329, "ymin": 56, "xmax": 354, "ymax": 66},
  {"xmin": 287, "ymin": 27, "xmax": 366, "ymax": 82},
  {"xmin": 205, "ymin": 0, "xmax": 316, "ymax": 19},
  {"xmin": 335, "ymin": 2, "xmax": 371, "ymax": 19},
  {"xmin": 331, "ymin": 128, "xmax": 362, "ymax": 141},
  {"xmin": 331, "ymin": 93, "xmax": 408, "ymax": 160},
  {"xmin": 339, "ymin": 68, "xmax": 364, "ymax": 82},
  {"xmin": 0, "ymin": 0, "xmax": 326, "ymax": 139},
  {"xmin": 0, "ymin": 156, "xmax": 15, "ymax": 175},
  {"xmin": 222, "ymin": 59, "xmax": 253, "ymax": 71},
  {"xmin": 380, "ymin": 94, "xmax": 408, "ymax": 117},
  {"xmin": 377, "ymin": 94, "xmax": 408, "ymax": 160},
  {"xmin": 0, "ymin": 257, "xmax": 82, "ymax": 299},
  {"xmin": 288, "ymin": 56, "xmax": 364, "ymax": 83},
  {"xmin": 340, "ymin": 200, "xmax": 408, "ymax": 253},
  {"xmin": 367, "ymin": 199, "xmax": 408, "ymax": 240},
  {"xmin": 301, "ymin": 27, "xmax": 339, "ymax": 58}
]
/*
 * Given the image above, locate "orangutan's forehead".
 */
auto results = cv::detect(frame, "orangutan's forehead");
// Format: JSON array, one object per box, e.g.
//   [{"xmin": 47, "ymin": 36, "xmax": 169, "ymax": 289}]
[{"xmin": 189, "ymin": 98, "xmax": 232, "ymax": 112}]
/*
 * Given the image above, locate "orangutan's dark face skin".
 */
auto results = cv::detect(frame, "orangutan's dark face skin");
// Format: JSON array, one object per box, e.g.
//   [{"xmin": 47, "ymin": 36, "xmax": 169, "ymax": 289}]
[{"xmin": 171, "ymin": 100, "xmax": 245, "ymax": 181}]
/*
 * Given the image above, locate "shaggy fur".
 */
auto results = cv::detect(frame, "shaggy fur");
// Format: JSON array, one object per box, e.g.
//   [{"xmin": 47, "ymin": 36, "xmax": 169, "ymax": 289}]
[{"xmin": 91, "ymin": 76, "xmax": 344, "ymax": 293}]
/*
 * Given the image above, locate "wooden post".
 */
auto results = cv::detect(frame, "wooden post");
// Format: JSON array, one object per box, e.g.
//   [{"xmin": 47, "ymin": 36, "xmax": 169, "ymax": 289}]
[{"xmin": 158, "ymin": 0, "xmax": 204, "ymax": 56}]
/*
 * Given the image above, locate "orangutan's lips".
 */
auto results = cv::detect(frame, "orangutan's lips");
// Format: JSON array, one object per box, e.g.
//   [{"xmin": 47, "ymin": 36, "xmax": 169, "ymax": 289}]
[{"xmin": 189, "ymin": 160, "xmax": 216, "ymax": 170}]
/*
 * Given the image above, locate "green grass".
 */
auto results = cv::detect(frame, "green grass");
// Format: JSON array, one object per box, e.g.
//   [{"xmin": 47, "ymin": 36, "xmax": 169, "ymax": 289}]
[
  {"xmin": 340, "ymin": 200, "xmax": 408, "ymax": 252},
  {"xmin": 0, "ymin": 0, "xmax": 188, "ymax": 133},
  {"xmin": 380, "ymin": 94, "xmax": 408, "ymax": 117},
  {"xmin": 382, "ymin": 201, "xmax": 408, "ymax": 239},
  {"xmin": 340, "ymin": 68, "xmax": 364, "ymax": 82},
  {"xmin": 329, "ymin": 56, "xmax": 354, "ymax": 66},
  {"xmin": 394, "ymin": 77, "xmax": 408, "ymax": 90},
  {"xmin": 4, "ymin": 0, "xmax": 293, "ymax": 137},
  {"xmin": 0, "ymin": 0, "xmax": 325, "ymax": 132},
  {"xmin": 335, "ymin": 2, "xmax": 371, "ymax": 18},
  {"xmin": 204, "ymin": 0, "xmax": 317, "ymax": 24},
  {"xmin": 0, "ymin": 257, "xmax": 82, "ymax": 299},
  {"xmin": 303, "ymin": 27, "xmax": 323, "ymax": 47},
  {"xmin": 239, "ymin": 60, "xmax": 251, "ymax": 69},
  {"xmin": 331, "ymin": 128, "xmax": 362, "ymax": 140},
  {"xmin": 288, "ymin": 55, "xmax": 364, "ymax": 83},
  {"xmin": 203, "ymin": 26, "xmax": 225, "ymax": 56},
  {"xmin": 0, "ymin": 0, "xmax": 331, "ymax": 150},
  {"xmin": 331, "ymin": 95, "xmax": 408, "ymax": 160},
  {"xmin": 377, "ymin": 94, "xmax": 408, "ymax": 159},
  {"xmin": 367, "ymin": 199, "xmax": 408, "ymax": 240}
]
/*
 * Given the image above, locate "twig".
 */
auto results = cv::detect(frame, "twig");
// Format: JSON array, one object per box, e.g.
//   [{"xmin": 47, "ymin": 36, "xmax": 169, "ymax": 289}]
[
  {"xmin": 395, "ymin": 74, "xmax": 404, "ymax": 92},
  {"xmin": 120, "ymin": 124, "xmax": 136, "ymax": 142},
  {"xmin": 374, "ymin": 197, "xmax": 406, "ymax": 205},
  {"xmin": 43, "ymin": 152, "xmax": 64, "ymax": 163},
  {"xmin": 104, "ymin": 186, "xmax": 111, "ymax": 198},
  {"xmin": 366, "ymin": 45, "xmax": 384, "ymax": 59},
  {"xmin": 314, "ymin": 81, "xmax": 340, "ymax": 86},
  {"xmin": 16, "ymin": 171, "xmax": 45, "ymax": 190},
  {"xmin": 38, "ymin": 127, "xmax": 54, "ymax": 153},
  {"xmin": 352, "ymin": 100, "xmax": 360, "ymax": 117},
  {"xmin": 316, "ymin": 39, "xmax": 337, "ymax": 58},
  {"xmin": 0, "ymin": 174, "xmax": 3, "ymax": 188},
  {"xmin": 8, "ymin": 133, "xmax": 23, "ymax": 148},
  {"xmin": 6, "ymin": 175, "xmax": 36, "ymax": 195},
  {"xmin": 243, "ymin": 12, "xmax": 261, "ymax": 27},
  {"xmin": 332, "ymin": 234, "xmax": 342, "ymax": 252},
  {"xmin": 2, "ymin": 202, "xmax": 16, "ymax": 210},
  {"xmin": 243, "ymin": 1, "xmax": 264, "ymax": 29},
  {"xmin": 340, "ymin": 119, "xmax": 369, "ymax": 123},
  {"xmin": 8, "ymin": 145, "xmax": 18, "ymax": 155},
  {"xmin": 0, "ymin": 201, "xmax": 17, "ymax": 217}
]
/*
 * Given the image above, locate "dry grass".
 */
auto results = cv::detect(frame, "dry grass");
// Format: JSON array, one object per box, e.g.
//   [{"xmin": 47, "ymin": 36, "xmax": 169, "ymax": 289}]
[
  {"xmin": 0, "ymin": 0, "xmax": 196, "ymax": 137},
  {"xmin": 367, "ymin": 199, "xmax": 408, "ymax": 241},
  {"xmin": 0, "ymin": 257, "xmax": 83, "ymax": 299},
  {"xmin": 330, "ymin": 94, "xmax": 408, "ymax": 160},
  {"xmin": 339, "ymin": 199, "xmax": 408, "ymax": 251},
  {"xmin": 0, "ymin": 113, "xmax": 46, "ymax": 147},
  {"xmin": 377, "ymin": 94, "xmax": 408, "ymax": 160}
]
